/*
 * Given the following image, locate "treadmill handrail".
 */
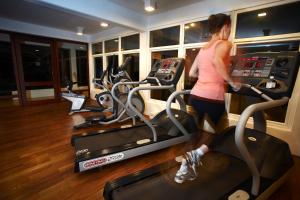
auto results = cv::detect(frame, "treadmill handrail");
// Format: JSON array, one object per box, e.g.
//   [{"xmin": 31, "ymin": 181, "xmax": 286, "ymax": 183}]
[
  {"xmin": 166, "ymin": 90, "xmax": 191, "ymax": 136},
  {"xmin": 128, "ymin": 85, "xmax": 175, "ymax": 142},
  {"xmin": 235, "ymin": 96, "xmax": 289, "ymax": 196},
  {"xmin": 242, "ymin": 84, "xmax": 273, "ymax": 101}
]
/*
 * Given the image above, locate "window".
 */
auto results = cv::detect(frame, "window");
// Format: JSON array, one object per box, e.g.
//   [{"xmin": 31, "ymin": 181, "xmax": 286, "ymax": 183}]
[
  {"xmin": 184, "ymin": 48, "xmax": 200, "ymax": 104},
  {"xmin": 151, "ymin": 50, "xmax": 178, "ymax": 101},
  {"xmin": 0, "ymin": 33, "xmax": 17, "ymax": 99},
  {"xmin": 59, "ymin": 48, "xmax": 71, "ymax": 87},
  {"xmin": 21, "ymin": 42, "xmax": 52, "ymax": 82},
  {"xmin": 236, "ymin": 1, "xmax": 300, "ymax": 38},
  {"xmin": 184, "ymin": 20, "xmax": 210, "ymax": 44},
  {"xmin": 105, "ymin": 38, "xmax": 119, "ymax": 53},
  {"xmin": 236, "ymin": 41, "xmax": 300, "ymax": 55},
  {"xmin": 76, "ymin": 50, "xmax": 88, "ymax": 86},
  {"xmin": 123, "ymin": 53, "xmax": 139, "ymax": 81},
  {"xmin": 92, "ymin": 42, "xmax": 102, "ymax": 54},
  {"xmin": 94, "ymin": 57, "xmax": 103, "ymax": 79},
  {"xmin": 58, "ymin": 42, "xmax": 88, "ymax": 89},
  {"xmin": 150, "ymin": 26, "xmax": 180, "ymax": 47},
  {"xmin": 230, "ymin": 41, "xmax": 300, "ymax": 123},
  {"xmin": 121, "ymin": 34, "xmax": 139, "ymax": 51}
]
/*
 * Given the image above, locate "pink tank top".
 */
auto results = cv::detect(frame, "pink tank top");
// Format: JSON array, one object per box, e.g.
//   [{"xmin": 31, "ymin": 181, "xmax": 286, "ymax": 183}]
[{"xmin": 190, "ymin": 40, "xmax": 227, "ymax": 101}]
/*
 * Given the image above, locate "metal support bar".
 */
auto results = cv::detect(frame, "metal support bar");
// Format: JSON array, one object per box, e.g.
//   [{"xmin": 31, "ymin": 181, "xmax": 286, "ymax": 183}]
[
  {"xmin": 166, "ymin": 90, "xmax": 191, "ymax": 136},
  {"xmin": 128, "ymin": 85, "xmax": 175, "ymax": 142},
  {"xmin": 235, "ymin": 97, "xmax": 289, "ymax": 196}
]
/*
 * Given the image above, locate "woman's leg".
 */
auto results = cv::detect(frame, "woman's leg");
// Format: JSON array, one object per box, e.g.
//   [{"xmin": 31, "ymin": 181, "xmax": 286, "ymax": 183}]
[{"xmin": 175, "ymin": 100, "xmax": 225, "ymax": 183}]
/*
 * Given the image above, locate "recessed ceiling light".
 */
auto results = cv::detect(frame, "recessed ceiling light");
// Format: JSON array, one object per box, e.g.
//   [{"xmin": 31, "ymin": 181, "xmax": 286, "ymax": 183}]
[
  {"xmin": 100, "ymin": 22, "xmax": 109, "ymax": 27},
  {"xmin": 76, "ymin": 26, "xmax": 84, "ymax": 35},
  {"xmin": 144, "ymin": 0, "xmax": 156, "ymax": 12},
  {"xmin": 190, "ymin": 23, "xmax": 195, "ymax": 27},
  {"xmin": 35, "ymin": 49, "xmax": 40, "ymax": 52},
  {"xmin": 184, "ymin": 25, "xmax": 190, "ymax": 29},
  {"xmin": 258, "ymin": 12, "xmax": 267, "ymax": 17}
]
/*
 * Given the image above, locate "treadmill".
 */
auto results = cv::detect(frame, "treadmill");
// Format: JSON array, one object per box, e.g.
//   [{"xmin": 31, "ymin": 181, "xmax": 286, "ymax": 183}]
[
  {"xmin": 103, "ymin": 51, "xmax": 299, "ymax": 200},
  {"xmin": 71, "ymin": 58, "xmax": 198, "ymax": 172}
]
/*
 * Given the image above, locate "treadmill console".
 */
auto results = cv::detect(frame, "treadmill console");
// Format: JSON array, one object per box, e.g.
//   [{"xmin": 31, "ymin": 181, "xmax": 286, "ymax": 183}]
[
  {"xmin": 147, "ymin": 58, "xmax": 184, "ymax": 85},
  {"xmin": 231, "ymin": 51, "xmax": 299, "ymax": 98}
]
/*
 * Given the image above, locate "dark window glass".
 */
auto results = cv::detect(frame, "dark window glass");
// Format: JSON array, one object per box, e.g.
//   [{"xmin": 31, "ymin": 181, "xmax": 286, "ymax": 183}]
[
  {"xmin": 21, "ymin": 42, "xmax": 52, "ymax": 82},
  {"xmin": 59, "ymin": 48, "xmax": 71, "ymax": 87},
  {"xmin": 0, "ymin": 34, "xmax": 17, "ymax": 98},
  {"xmin": 123, "ymin": 53, "xmax": 139, "ymax": 81},
  {"xmin": 230, "ymin": 41, "xmax": 300, "ymax": 123},
  {"xmin": 151, "ymin": 50, "xmax": 178, "ymax": 101},
  {"xmin": 76, "ymin": 50, "xmax": 88, "ymax": 86},
  {"xmin": 236, "ymin": 41, "xmax": 300, "ymax": 55},
  {"xmin": 150, "ymin": 26, "xmax": 180, "ymax": 47},
  {"xmin": 94, "ymin": 57, "xmax": 103, "ymax": 79},
  {"xmin": 184, "ymin": 48, "xmax": 200, "ymax": 104},
  {"xmin": 58, "ymin": 42, "xmax": 88, "ymax": 90},
  {"xmin": 105, "ymin": 38, "xmax": 119, "ymax": 53},
  {"xmin": 121, "ymin": 34, "xmax": 139, "ymax": 50},
  {"xmin": 236, "ymin": 1, "xmax": 300, "ymax": 38},
  {"xmin": 92, "ymin": 42, "xmax": 102, "ymax": 54},
  {"xmin": 184, "ymin": 20, "xmax": 210, "ymax": 44}
]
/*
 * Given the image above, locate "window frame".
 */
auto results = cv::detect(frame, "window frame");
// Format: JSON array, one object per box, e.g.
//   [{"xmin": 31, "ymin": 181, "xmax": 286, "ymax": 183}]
[
  {"xmin": 91, "ymin": 33, "xmax": 141, "ymax": 90},
  {"xmin": 229, "ymin": 0, "xmax": 300, "ymax": 130}
]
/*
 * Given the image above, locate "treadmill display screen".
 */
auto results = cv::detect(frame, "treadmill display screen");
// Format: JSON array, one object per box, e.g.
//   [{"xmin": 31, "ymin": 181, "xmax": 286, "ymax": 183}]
[{"xmin": 231, "ymin": 56, "xmax": 273, "ymax": 78}]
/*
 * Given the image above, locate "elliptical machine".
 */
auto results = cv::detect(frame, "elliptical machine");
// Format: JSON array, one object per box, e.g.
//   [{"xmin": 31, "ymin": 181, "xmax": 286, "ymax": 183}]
[
  {"xmin": 73, "ymin": 57, "xmax": 145, "ymax": 129},
  {"xmin": 61, "ymin": 79, "xmax": 106, "ymax": 115}
]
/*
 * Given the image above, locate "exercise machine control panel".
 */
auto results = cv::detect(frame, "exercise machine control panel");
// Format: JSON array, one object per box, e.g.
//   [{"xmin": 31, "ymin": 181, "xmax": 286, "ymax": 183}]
[
  {"xmin": 147, "ymin": 58, "xmax": 184, "ymax": 85},
  {"xmin": 231, "ymin": 51, "xmax": 299, "ymax": 98}
]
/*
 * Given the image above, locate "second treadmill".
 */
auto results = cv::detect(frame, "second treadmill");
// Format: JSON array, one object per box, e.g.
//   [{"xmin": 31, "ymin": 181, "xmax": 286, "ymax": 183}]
[{"xmin": 71, "ymin": 58, "xmax": 198, "ymax": 172}]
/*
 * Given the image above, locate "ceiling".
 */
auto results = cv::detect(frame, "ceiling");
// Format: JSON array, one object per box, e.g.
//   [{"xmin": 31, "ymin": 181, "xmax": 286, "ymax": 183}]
[
  {"xmin": 110, "ymin": 0, "xmax": 203, "ymax": 14},
  {"xmin": 0, "ymin": 0, "xmax": 204, "ymax": 35},
  {"xmin": 0, "ymin": 0, "xmax": 118, "ymax": 34}
]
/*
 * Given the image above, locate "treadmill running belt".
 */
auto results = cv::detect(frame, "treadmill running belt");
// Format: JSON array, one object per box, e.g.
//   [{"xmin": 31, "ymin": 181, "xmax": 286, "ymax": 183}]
[
  {"xmin": 107, "ymin": 152, "xmax": 251, "ymax": 200},
  {"xmin": 73, "ymin": 122, "xmax": 182, "ymax": 153}
]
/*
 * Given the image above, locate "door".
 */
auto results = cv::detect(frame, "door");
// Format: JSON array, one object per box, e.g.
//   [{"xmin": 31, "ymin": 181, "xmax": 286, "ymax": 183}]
[{"xmin": 14, "ymin": 36, "xmax": 59, "ymax": 105}]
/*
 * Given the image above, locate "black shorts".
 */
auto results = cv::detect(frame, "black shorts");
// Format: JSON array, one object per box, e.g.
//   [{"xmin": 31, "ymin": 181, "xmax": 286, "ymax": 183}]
[{"xmin": 189, "ymin": 95, "xmax": 225, "ymax": 126}]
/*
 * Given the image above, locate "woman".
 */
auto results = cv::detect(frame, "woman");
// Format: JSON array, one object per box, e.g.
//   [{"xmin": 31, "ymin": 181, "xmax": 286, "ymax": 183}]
[{"xmin": 174, "ymin": 13, "xmax": 240, "ymax": 184}]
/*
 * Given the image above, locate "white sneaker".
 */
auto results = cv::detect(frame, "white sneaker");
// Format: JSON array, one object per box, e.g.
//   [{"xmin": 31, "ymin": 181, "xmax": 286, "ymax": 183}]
[
  {"xmin": 174, "ymin": 159, "xmax": 197, "ymax": 184},
  {"xmin": 185, "ymin": 150, "xmax": 203, "ymax": 176},
  {"xmin": 174, "ymin": 167, "xmax": 197, "ymax": 184},
  {"xmin": 175, "ymin": 155, "xmax": 184, "ymax": 163}
]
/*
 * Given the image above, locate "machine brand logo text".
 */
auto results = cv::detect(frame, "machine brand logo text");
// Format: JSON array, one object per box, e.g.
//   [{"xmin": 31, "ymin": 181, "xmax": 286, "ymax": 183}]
[{"xmin": 83, "ymin": 153, "xmax": 125, "ymax": 169}]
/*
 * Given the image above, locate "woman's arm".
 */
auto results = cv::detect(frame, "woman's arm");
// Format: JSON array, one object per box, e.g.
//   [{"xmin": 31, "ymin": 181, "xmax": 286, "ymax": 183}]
[
  {"xmin": 212, "ymin": 41, "xmax": 232, "ymax": 82},
  {"xmin": 213, "ymin": 41, "xmax": 241, "ymax": 91},
  {"xmin": 189, "ymin": 54, "xmax": 199, "ymax": 78}
]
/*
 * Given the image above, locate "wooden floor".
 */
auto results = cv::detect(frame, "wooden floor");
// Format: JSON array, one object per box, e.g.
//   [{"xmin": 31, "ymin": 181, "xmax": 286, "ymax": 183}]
[{"xmin": 0, "ymin": 100, "xmax": 299, "ymax": 200}]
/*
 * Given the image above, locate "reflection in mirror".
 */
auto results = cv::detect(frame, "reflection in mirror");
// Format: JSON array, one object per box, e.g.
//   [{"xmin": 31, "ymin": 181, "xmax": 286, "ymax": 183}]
[
  {"xmin": 123, "ymin": 53, "xmax": 139, "ymax": 81},
  {"xmin": 58, "ymin": 42, "xmax": 88, "ymax": 96}
]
